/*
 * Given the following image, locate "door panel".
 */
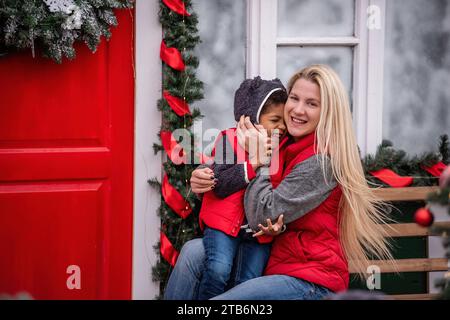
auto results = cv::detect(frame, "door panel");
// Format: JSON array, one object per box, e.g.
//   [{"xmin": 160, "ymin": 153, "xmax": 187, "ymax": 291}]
[{"xmin": 0, "ymin": 10, "xmax": 134, "ymax": 299}]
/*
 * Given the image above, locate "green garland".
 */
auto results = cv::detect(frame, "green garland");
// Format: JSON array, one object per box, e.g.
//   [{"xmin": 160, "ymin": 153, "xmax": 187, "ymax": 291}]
[
  {"xmin": 0, "ymin": 0, "xmax": 133, "ymax": 63},
  {"xmin": 148, "ymin": 0, "xmax": 204, "ymax": 298},
  {"xmin": 363, "ymin": 134, "xmax": 449, "ymax": 187}
]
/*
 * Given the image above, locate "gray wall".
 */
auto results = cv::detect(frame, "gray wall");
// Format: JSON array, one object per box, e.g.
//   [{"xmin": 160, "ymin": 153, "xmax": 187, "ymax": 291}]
[{"xmin": 383, "ymin": 0, "xmax": 450, "ymax": 154}]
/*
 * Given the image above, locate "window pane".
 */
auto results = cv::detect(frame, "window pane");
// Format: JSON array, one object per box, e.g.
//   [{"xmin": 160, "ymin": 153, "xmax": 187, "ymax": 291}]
[
  {"xmin": 277, "ymin": 0, "xmax": 355, "ymax": 37},
  {"xmin": 383, "ymin": 0, "xmax": 450, "ymax": 154},
  {"xmin": 193, "ymin": 0, "xmax": 246, "ymax": 133},
  {"xmin": 277, "ymin": 46, "xmax": 353, "ymax": 102}
]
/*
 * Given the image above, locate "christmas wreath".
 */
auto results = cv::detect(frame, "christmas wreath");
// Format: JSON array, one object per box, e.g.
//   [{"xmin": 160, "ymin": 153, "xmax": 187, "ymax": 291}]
[{"xmin": 0, "ymin": 0, "xmax": 133, "ymax": 63}]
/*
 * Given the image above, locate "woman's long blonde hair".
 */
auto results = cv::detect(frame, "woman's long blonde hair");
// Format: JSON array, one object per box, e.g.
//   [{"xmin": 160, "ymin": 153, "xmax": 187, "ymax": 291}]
[{"xmin": 287, "ymin": 64, "xmax": 395, "ymax": 278}]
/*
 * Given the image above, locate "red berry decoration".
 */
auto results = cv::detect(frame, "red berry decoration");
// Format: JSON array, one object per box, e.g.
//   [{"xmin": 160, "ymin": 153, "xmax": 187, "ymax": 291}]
[{"xmin": 414, "ymin": 207, "xmax": 434, "ymax": 227}]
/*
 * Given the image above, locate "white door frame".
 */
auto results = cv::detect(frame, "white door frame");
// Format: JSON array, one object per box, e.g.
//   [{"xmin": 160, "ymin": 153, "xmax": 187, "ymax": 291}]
[{"xmin": 133, "ymin": 0, "xmax": 162, "ymax": 300}]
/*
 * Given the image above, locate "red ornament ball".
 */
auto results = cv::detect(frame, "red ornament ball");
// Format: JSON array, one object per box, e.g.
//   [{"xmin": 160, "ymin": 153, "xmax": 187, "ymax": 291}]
[{"xmin": 414, "ymin": 207, "xmax": 434, "ymax": 227}]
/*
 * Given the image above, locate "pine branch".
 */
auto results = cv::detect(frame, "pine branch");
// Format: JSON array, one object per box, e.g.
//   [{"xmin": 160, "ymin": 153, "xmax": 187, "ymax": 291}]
[
  {"xmin": 147, "ymin": 178, "xmax": 161, "ymax": 190},
  {"xmin": 0, "ymin": 0, "xmax": 134, "ymax": 63},
  {"xmin": 153, "ymin": 143, "xmax": 164, "ymax": 155},
  {"xmin": 439, "ymin": 134, "xmax": 449, "ymax": 165}
]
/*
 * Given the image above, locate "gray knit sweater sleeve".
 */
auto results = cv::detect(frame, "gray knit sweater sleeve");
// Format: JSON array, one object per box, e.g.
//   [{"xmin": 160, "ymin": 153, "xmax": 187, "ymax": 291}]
[
  {"xmin": 244, "ymin": 155, "xmax": 337, "ymax": 230},
  {"xmin": 212, "ymin": 133, "xmax": 249, "ymax": 199}
]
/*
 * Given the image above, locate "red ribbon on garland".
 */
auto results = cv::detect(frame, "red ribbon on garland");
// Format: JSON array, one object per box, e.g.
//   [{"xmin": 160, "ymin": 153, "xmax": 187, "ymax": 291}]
[
  {"xmin": 160, "ymin": 130, "xmax": 186, "ymax": 164},
  {"xmin": 162, "ymin": 174, "xmax": 192, "ymax": 219},
  {"xmin": 162, "ymin": 0, "xmax": 190, "ymax": 16},
  {"xmin": 422, "ymin": 162, "xmax": 447, "ymax": 177},
  {"xmin": 160, "ymin": 41, "xmax": 185, "ymax": 71},
  {"xmin": 369, "ymin": 168, "xmax": 414, "ymax": 188},
  {"xmin": 160, "ymin": 231, "xmax": 179, "ymax": 267},
  {"xmin": 163, "ymin": 91, "xmax": 191, "ymax": 116}
]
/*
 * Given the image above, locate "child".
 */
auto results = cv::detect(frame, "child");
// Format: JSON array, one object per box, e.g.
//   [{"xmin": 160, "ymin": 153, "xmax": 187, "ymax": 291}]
[{"xmin": 197, "ymin": 76, "xmax": 288, "ymax": 300}]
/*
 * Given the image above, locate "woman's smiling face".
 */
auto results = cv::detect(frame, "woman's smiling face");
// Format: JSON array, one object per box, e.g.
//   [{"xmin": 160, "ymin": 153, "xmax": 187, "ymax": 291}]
[{"xmin": 284, "ymin": 78, "xmax": 321, "ymax": 141}]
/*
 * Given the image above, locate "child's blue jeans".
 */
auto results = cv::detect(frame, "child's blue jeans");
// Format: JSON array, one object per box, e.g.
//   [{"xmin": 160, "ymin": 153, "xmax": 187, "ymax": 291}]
[{"xmin": 198, "ymin": 226, "xmax": 271, "ymax": 300}]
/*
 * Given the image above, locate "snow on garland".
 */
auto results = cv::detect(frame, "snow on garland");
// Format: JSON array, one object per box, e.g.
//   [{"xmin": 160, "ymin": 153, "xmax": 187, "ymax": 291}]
[{"xmin": 0, "ymin": 0, "xmax": 133, "ymax": 63}]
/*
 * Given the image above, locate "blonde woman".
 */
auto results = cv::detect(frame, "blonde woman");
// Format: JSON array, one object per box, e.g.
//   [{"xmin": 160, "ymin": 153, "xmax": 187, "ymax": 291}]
[{"xmin": 165, "ymin": 64, "xmax": 394, "ymax": 300}]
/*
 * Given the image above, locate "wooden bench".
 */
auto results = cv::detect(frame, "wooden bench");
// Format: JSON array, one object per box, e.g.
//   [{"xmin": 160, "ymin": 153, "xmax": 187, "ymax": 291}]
[{"xmin": 349, "ymin": 186, "xmax": 449, "ymax": 300}]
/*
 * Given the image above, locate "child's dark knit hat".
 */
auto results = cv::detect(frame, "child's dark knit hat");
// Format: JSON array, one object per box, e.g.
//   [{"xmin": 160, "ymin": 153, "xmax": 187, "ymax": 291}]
[{"xmin": 234, "ymin": 76, "xmax": 286, "ymax": 124}]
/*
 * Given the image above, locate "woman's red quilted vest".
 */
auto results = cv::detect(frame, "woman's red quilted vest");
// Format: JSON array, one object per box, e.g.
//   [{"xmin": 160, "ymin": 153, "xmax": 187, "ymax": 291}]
[{"xmin": 264, "ymin": 133, "xmax": 349, "ymax": 293}]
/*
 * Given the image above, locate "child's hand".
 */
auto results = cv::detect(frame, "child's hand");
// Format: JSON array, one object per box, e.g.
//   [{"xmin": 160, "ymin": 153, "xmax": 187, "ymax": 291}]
[{"xmin": 253, "ymin": 215, "xmax": 285, "ymax": 237}]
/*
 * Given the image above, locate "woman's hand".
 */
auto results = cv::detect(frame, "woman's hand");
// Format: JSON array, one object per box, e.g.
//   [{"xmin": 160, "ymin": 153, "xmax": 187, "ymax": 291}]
[
  {"xmin": 190, "ymin": 167, "xmax": 216, "ymax": 194},
  {"xmin": 253, "ymin": 215, "xmax": 285, "ymax": 237},
  {"xmin": 236, "ymin": 115, "xmax": 272, "ymax": 169}
]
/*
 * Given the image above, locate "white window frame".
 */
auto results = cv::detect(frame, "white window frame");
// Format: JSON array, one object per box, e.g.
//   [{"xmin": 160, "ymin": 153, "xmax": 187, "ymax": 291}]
[{"xmin": 247, "ymin": 0, "xmax": 386, "ymax": 156}]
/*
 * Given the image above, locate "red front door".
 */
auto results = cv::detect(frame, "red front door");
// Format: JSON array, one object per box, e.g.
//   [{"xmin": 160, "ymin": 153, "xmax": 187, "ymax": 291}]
[{"xmin": 0, "ymin": 10, "xmax": 134, "ymax": 299}]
